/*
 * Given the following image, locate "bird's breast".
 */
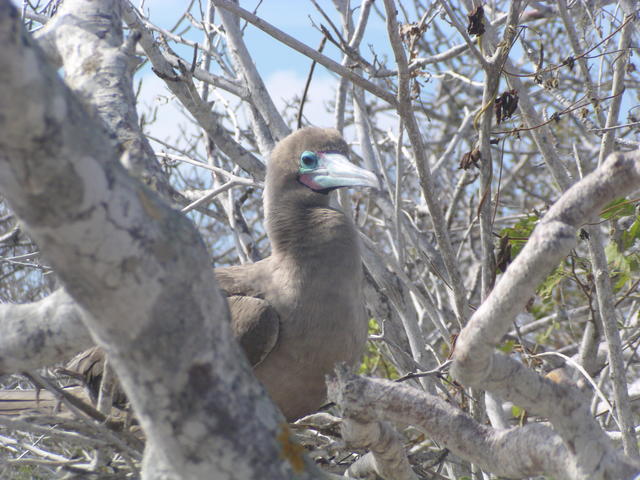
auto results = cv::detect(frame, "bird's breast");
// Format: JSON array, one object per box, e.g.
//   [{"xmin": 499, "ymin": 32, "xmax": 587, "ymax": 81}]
[{"xmin": 270, "ymin": 262, "xmax": 367, "ymax": 366}]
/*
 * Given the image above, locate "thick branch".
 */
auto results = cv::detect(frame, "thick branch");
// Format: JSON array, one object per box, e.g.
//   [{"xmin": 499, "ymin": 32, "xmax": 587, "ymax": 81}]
[
  {"xmin": 591, "ymin": 8, "xmax": 639, "ymax": 458},
  {"xmin": 0, "ymin": 289, "xmax": 92, "ymax": 373},
  {"xmin": 451, "ymin": 151, "xmax": 640, "ymax": 478},
  {"xmin": 41, "ymin": 0, "xmax": 175, "ymax": 201},
  {"xmin": 588, "ymin": 225, "xmax": 640, "ymax": 457},
  {"xmin": 326, "ymin": 366, "xmax": 633, "ymax": 479},
  {"xmin": 452, "ymin": 151, "xmax": 640, "ymax": 382},
  {"xmin": 342, "ymin": 420, "xmax": 417, "ymax": 480},
  {"xmin": 0, "ymin": 3, "xmax": 316, "ymax": 478}
]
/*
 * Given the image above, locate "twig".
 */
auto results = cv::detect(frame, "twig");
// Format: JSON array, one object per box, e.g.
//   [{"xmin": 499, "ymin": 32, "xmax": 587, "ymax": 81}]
[
  {"xmin": 210, "ymin": 0, "xmax": 398, "ymax": 106},
  {"xmin": 297, "ymin": 36, "xmax": 326, "ymax": 129}
]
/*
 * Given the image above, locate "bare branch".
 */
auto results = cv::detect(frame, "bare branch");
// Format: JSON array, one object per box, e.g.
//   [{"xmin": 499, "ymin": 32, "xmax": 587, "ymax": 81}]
[
  {"xmin": 0, "ymin": 290, "xmax": 92, "ymax": 373},
  {"xmin": 210, "ymin": 0, "xmax": 398, "ymax": 105}
]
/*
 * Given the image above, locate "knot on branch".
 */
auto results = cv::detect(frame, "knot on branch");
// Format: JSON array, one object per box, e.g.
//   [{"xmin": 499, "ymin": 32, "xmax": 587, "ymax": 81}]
[
  {"xmin": 326, "ymin": 363, "xmax": 375, "ymax": 423},
  {"xmin": 450, "ymin": 342, "xmax": 494, "ymax": 387},
  {"xmin": 602, "ymin": 150, "xmax": 639, "ymax": 179}
]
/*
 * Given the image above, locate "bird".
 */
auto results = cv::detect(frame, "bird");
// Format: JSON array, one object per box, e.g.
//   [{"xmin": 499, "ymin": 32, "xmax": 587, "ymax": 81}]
[
  {"xmin": 0, "ymin": 127, "xmax": 378, "ymax": 422},
  {"xmin": 218, "ymin": 127, "xmax": 378, "ymax": 420}
]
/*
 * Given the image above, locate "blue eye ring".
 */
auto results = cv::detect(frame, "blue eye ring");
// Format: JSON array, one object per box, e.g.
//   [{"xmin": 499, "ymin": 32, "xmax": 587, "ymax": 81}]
[{"xmin": 300, "ymin": 151, "xmax": 319, "ymax": 170}]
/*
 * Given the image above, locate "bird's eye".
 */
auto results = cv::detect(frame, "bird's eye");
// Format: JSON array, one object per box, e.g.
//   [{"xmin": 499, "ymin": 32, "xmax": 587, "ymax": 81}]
[{"xmin": 300, "ymin": 151, "xmax": 319, "ymax": 170}]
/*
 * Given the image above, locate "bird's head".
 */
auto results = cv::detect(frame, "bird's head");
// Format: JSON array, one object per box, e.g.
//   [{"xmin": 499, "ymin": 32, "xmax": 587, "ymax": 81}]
[{"xmin": 266, "ymin": 127, "xmax": 379, "ymax": 208}]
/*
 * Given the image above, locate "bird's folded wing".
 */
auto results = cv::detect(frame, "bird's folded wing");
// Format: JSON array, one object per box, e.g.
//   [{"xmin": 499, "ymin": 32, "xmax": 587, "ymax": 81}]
[
  {"xmin": 215, "ymin": 264, "xmax": 280, "ymax": 367},
  {"xmin": 61, "ymin": 345, "xmax": 129, "ymax": 408},
  {"xmin": 227, "ymin": 295, "xmax": 279, "ymax": 366}
]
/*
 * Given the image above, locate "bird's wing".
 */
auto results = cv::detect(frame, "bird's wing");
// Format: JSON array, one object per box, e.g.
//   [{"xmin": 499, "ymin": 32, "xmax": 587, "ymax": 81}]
[
  {"xmin": 60, "ymin": 346, "xmax": 105, "ymax": 402},
  {"xmin": 215, "ymin": 264, "xmax": 280, "ymax": 367},
  {"xmin": 226, "ymin": 295, "xmax": 279, "ymax": 366},
  {"xmin": 60, "ymin": 346, "xmax": 128, "ymax": 408}
]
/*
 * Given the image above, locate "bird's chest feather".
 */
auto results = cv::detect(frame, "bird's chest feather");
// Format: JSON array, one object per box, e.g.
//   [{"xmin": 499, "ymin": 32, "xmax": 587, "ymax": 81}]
[
  {"xmin": 266, "ymin": 256, "xmax": 366, "ymax": 365},
  {"xmin": 263, "ymin": 207, "xmax": 367, "ymax": 368}
]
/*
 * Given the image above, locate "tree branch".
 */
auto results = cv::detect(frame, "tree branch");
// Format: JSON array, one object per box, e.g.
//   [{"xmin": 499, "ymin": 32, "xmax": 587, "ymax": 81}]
[
  {"xmin": 0, "ymin": 3, "xmax": 318, "ymax": 477},
  {"xmin": 0, "ymin": 289, "xmax": 92, "ymax": 373},
  {"xmin": 383, "ymin": 0, "xmax": 468, "ymax": 326},
  {"xmin": 451, "ymin": 150, "xmax": 640, "ymax": 478},
  {"xmin": 215, "ymin": 3, "xmax": 289, "ymax": 140},
  {"xmin": 121, "ymin": 0, "xmax": 267, "ymax": 180},
  {"xmin": 326, "ymin": 365, "xmax": 637, "ymax": 479},
  {"xmin": 209, "ymin": 0, "xmax": 398, "ymax": 106}
]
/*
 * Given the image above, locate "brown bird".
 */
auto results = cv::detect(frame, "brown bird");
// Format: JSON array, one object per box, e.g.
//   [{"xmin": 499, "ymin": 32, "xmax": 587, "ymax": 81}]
[{"xmin": 0, "ymin": 127, "xmax": 378, "ymax": 421}]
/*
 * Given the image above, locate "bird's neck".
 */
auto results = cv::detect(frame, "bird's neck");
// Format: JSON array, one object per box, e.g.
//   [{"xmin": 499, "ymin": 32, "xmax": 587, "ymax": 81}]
[{"xmin": 267, "ymin": 202, "xmax": 359, "ymax": 267}]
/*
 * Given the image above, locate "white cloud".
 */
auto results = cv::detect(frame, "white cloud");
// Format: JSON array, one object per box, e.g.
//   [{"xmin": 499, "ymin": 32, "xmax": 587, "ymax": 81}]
[
  {"xmin": 137, "ymin": 68, "xmax": 342, "ymax": 150},
  {"xmin": 264, "ymin": 70, "xmax": 339, "ymax": 129},
  {"xmin": 136, "ymin": 73, "xmax": 194, "ymax": 145}
]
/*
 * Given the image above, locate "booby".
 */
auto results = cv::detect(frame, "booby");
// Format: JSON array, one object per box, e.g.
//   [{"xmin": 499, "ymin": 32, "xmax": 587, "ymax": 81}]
[
  {"xmin": 0, "ymin": 127, "xmax": 378, "ymax": 421},
  {"xmin": 217, "ymin": 127, "xmax": 378, "ymax": 420}
]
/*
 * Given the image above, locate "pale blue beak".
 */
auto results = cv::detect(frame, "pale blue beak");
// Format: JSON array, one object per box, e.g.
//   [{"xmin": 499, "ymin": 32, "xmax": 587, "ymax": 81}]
[{"xmin": 298, "ymin": 152, "xmax": 379, "ymax": 193}]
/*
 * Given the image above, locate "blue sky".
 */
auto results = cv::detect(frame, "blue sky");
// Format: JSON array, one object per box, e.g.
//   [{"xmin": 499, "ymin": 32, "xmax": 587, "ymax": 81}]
[
  {"xmin": 15, "ymin": 0, "xmax": 438, "ymax": 143},
  {"xmin": 143, "ymin": 0, "xmax": 391, "ymax": 78},
  {"xmin": 136, "ymin": 1, "xmax": 397, "ymax": 146}
]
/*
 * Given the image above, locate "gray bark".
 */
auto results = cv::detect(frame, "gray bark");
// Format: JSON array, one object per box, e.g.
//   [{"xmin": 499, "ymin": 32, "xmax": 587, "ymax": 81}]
[
  {"xmin": 2, "ymin": 1, "xmax": 640, "ymax": 479},
  {"xmin": 0, "ymin": 2, "xmax": 321, "ymax": 478}
]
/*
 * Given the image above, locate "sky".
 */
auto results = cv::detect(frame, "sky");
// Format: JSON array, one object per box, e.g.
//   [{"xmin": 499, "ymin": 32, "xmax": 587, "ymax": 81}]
[
  {"xmin": 143, "ymin": 0, "xmax": 390, "ymax": 77},
  {"xmin": 136, "ymin": 0, "xmax": 394, "ymax": 146}
]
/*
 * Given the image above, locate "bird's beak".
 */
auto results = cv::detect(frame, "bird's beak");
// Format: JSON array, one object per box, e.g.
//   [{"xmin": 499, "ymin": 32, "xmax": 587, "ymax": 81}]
[{"xmin": 300, "ymin": 152, "xmax": 380, "ymax": 193}]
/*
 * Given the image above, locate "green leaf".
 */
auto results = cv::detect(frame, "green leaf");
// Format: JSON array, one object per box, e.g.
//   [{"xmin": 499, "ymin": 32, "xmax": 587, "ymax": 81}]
[
  {"xmin": 605, "ymin": 241, "xmax": 638, "ymax": 291},
  {"xmin": 359, "ymin": 318, "xmax": 399, "ymax": 379},
  {"xmin": 614, "ymin": 272, "xmax": 631, "ymax": 291},
  {"xmin": 498, "ymin": 339, "xmax": 516, "ymax": 353},
  {"xmin": 537, "ymin": 320, "xmax": 559, "ymax": 344},
  {"xmin": 536, "ymin": 265, "xmax": 565, "ymax": 301},
  {"xmin": 600, "ymin": 198, "xmax": 635, "ymax": 220},
  {"xmin": 499, "ymin": 213, "xmax": 540, "ymax": 258},
  {"xmin": 606, "ymin": 241, "xmax": 633, "ymax": 275},
  {"xmin": 511, "ymin": 405, "xmax": 524, "ymax": 418},
  {"xmin": 622, "ymin": 217, "xmax": 640, "ymax": 250}
]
